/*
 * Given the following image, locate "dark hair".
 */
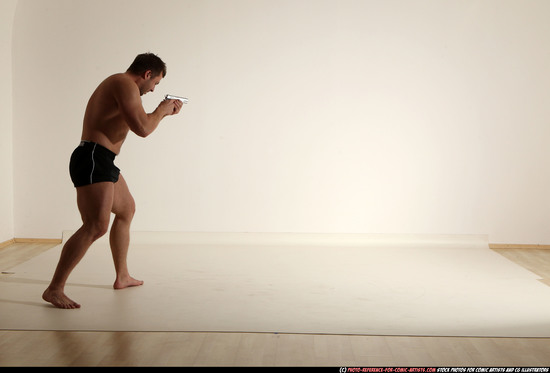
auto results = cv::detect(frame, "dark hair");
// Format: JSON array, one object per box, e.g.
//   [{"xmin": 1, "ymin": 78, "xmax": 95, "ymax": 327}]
[{"xmin": 127, "ymin": 53, "xmax": 167, "ymax": 78}]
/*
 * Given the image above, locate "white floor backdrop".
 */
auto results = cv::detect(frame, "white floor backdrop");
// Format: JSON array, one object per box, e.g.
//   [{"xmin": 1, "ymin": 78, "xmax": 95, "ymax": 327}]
[{"xmin": 1, "ymin": 233, "xmax": 549, "ymax": 337}]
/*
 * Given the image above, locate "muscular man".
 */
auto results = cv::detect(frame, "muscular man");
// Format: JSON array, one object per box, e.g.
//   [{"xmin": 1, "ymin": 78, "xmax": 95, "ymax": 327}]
[{"xmin": 42, "ymin": 53, "xmax": 183, "ymax": 309}]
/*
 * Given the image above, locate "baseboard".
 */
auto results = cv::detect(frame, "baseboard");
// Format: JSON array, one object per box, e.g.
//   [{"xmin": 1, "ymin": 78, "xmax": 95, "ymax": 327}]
[
  {"xmin": 489, "ymin": 243, "xmax": 550, "ymax": 250},
  {"xmin": 6, "ymin": 234, "xmax": 550, "ymax": 250},
  {"xmin": 0, "ymin": 238, "xmax": 16, "ymax": 249},
  {"xmin": 0, "ymin": 238, "xmax": 62, "ymax": 249},
  {"xmin": 62, "ymin": 230, "xmax": 489, "ymax": 248},
  {"xmin": 14, "ymin": 238, "xmax": 62, "ymax": 244}
]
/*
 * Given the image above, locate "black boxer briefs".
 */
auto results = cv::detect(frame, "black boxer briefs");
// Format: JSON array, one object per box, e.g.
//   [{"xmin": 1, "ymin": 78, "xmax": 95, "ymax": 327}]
[{"xmin": 69, "ymin": 141, "xmax": 120, "ymax": 187}]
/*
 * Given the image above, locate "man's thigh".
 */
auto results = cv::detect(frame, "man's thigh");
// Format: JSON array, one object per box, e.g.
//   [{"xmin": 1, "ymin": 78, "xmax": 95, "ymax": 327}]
[
  {"xmin": 76, "ymin": 182, "xmax": 115, "ymax": 225},
  {"xmin": 112, "ymin": 174, "xmax": 135, "ymax": 217}
]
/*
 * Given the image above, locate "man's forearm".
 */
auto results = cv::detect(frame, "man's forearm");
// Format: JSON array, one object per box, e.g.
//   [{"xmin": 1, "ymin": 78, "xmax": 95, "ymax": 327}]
[{"xmin": 138, "ymin": 110, "xmax": 166, "ymax": 137}]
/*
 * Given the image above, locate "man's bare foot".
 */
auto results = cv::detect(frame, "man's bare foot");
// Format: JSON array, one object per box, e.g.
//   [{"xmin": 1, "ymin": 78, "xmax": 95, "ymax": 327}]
[
  {"xmin": 113, "ymin": 275, "xmax": 144, "ymax": 290},
  {"xmin": 42, "ymin": 288, "xmax": 81, "ymax": 309}
]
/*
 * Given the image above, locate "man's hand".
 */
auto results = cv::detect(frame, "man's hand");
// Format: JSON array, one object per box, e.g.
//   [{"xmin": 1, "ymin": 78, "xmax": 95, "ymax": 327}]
[{"xmin": 157, "ymin": 99, "xmax": 183, "ymax": 117}]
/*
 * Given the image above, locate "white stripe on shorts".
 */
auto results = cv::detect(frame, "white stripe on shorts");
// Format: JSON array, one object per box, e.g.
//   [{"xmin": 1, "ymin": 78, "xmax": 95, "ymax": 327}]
[{"xmin": 90, "ymin": 143, "xmax": 97, "ymax": 184}]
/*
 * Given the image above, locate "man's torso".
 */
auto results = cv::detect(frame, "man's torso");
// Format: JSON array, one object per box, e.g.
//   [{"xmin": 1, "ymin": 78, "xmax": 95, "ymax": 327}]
[{"xmin": 81, "ymin": 73, "xmax": 134, "ymax": 155}]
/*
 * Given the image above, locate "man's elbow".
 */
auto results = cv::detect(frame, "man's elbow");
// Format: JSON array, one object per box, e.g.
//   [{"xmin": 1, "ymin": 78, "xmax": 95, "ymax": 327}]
[
  {"xmin": 131, "ymin": 125, "xmax": 151, "ymax": 138},
  {"xmin": 136, "ymin": 130, "xmax": 150, "ymax": 138}
]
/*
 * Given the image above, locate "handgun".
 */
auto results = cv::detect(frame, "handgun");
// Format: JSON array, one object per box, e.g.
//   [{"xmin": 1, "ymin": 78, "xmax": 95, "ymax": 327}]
[{"xmin": 165, "ymin": 95, "xmax": 189, "ymax": 104}]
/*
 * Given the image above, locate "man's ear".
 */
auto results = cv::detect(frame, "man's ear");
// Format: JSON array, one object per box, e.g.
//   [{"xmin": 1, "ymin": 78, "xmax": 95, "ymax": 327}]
[{"xmin": 143, "ymin": 70, "xmax": 152, "ymax": 79}]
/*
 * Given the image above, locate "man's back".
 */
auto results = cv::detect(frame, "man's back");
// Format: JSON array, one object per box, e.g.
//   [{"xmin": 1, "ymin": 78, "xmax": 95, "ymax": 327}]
[{"xmin": 81, "ymin": 73, "xmax": 135, "ymax": 155}]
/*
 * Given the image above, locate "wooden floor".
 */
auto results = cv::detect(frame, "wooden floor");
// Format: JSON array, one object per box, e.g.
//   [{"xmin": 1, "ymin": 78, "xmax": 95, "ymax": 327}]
[{"xmin": 1, "ymin": 242, "xmax": 550, "ymax": 367}]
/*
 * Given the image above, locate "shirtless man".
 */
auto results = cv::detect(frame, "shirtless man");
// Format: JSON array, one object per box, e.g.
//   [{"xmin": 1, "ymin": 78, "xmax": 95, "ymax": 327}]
[{"xmin": 42, "ymin": 53, "xmax": 183, "ymax": 309}]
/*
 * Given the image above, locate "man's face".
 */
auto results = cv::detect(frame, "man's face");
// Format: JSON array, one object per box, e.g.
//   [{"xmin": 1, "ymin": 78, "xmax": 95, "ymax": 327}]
[{"xmin": 139, "ymin": 71, "xmax": 163, "ymax": 96}]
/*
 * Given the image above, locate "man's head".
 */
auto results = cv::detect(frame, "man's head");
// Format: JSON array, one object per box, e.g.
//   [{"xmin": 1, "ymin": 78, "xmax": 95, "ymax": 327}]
[{"xmin": 127, "ymin": 53, "xmax": 167, "ymax": 95}]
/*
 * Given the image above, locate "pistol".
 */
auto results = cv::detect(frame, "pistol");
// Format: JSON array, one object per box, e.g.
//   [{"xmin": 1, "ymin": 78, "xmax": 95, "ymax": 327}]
[{"xmin": 165, "ymin": 95, "xmax": 189, "ymax": 104}]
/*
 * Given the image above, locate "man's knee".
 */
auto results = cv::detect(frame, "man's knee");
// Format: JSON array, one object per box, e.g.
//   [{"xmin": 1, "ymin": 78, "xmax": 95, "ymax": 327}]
[
  {"xmin": 119, "ymin": 199, "xmax": 136, "ymax": 221},
  {"xmin": 93, "ymin": 222, "xmax": 110, "ymax": 240},
  {"xmin": 129, "ymin": 199, "xmax": 136, "ymax": 217},
  {"xmin": 84, "ymin": 219, "xmax": 110, "ymax": 241}
]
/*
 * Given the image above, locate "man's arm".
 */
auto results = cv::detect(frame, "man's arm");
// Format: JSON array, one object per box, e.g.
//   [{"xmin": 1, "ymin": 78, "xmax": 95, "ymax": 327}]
[{"xmin": 114, "ymin": 79, "xmax": 181, "ymax": 138}]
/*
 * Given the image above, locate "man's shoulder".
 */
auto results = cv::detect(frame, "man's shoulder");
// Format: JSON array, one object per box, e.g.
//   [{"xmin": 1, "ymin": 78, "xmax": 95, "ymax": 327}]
[
  {"xmin": 100, "ymin": 73, "xmax": 137, "ymax": 97},
  {"xmin": 103, "ymin": 73, "xmax": 132, "ymax": 86}
]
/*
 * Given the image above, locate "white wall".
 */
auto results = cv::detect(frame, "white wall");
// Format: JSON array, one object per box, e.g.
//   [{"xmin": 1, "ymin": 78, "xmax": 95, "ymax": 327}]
[
  {"xmin": 0, "ymin": 0, "xmax": 18, "ymax": 242},
  {"xmin": 11, "ymin": 0, "xmax": 550, "ymax": 244}
]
